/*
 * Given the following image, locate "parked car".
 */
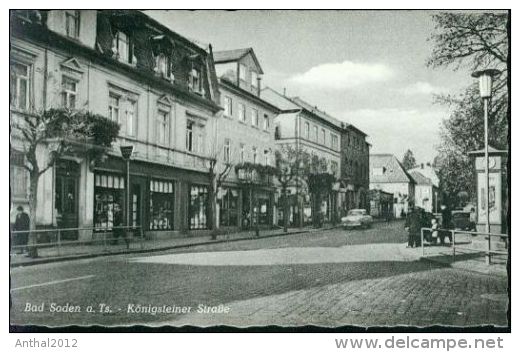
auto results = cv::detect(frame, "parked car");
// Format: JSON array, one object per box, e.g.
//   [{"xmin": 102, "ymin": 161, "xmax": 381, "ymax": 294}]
[
  {"xmin": 451, "ymin": 210, "xmax": 476, "ymax": 231},
  {"xmin": 341, "ymin": 209, "xmax": 373, "ymax": 229}
]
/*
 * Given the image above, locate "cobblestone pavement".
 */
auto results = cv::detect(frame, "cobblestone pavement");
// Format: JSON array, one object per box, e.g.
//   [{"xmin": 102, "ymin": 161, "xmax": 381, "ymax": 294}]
[{"xmin": 10, "ymin": 221, "xmax": 509, "ymax": 328}]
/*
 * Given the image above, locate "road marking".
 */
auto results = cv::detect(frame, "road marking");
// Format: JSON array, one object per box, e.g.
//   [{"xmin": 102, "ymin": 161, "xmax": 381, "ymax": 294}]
[{"xmin": 11, "ymin": 275, "xmax": 95, "ymax": 292}]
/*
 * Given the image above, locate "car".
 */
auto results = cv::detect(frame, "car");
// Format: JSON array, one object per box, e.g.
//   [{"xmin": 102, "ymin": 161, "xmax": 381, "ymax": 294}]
[
  {"xmin": 341, "ymin": 209, "xmax": 373, "ymax": 229},
  {"xmin": 451, "ymin": 210, "xmax": 476, "ymax": 231}
]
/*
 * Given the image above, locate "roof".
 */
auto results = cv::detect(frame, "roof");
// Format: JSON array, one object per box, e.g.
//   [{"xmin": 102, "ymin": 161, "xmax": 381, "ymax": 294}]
[
  {"xmin": 409, "ymin": 171, "xmax": 433, "ymax": 186},
  {"xmin": 467, "ymin": 145, "xmax": 508, "ymax": 156},
  {"xmin": 289, "ymin": 96, "xmax": 343, "ymax": 129},
  {"xmin": 213, "ymin": 48, "xmax": 264, "ymax": 74},
  {"xmin": 408, "ymin": 165, "xmax": 439, "ymax": 187},
  {"xmin": 369, "ymin": 154, "xmax": 415, "ymax": 184},
  {"xmin": 261, "ymin": 87, "xmax": 301, "ymax": 112}
]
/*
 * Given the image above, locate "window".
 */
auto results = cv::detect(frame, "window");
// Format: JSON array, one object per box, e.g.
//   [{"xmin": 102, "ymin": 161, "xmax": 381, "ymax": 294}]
[
  {"xmin": 189, "ymin": 185, "xmax": 208, "ymax": 229},
  {"xmin": 224, "ymin": 96, "xmax": 232, "ymax": 117},
  {"xmin": 190, "ymin": 68, "xmax": 201, "ymax": 92},
  {"xmin": 94, "ymin": 173, "xmax": 125, "ymax": 229},
  {"xmin": 223, "ymin": 139, "xmax": 231, "ymax": 163},
  {"xmin": 10, "ymin": 151, "xmax": 28, "ymax": 199},
  {"xmin": 264, "ymin": 150, "xmax": 269, "ymax": 166},
  {"xmin": 219, "ymin": 188, "xmax": 238, "ymax": 227},
  {"xmin": 239, "ymin": 143, "xmax": 245, "ymax": 163},
  {"xmin": 61, "ymin": 76, "xmax": 77, "ymax": 109},
  {"xmin": 113, "ymin": 31, "xmax": 132, "ymax": 64},
  {"xmin": 304, "ymin": 122, "xmax": 310, "ymax": 139},
  {"xmin": 10, "ymin": 62, "xmax": 30, "ymax": 110},
  {"xmin": 149, "ymin": 180, "xmax": 174, "ymax": 230},
  {"xmin": 251, "ymin": 71, "xmax": 258, "ymax": 88},
  {"xmin": 157, "ymin": 107, "xmax": 170, "ymax": 145},
  {"xmin": 186, "ymin": 120, "xmax": 194, "ymax": 152},
  {"xmin": 239, "ymin": 63, "xmax": 247, "ymax": 81},
  {"xmin": 155, "ymin": 53, "xmax": 169, "ymax": 77},
  {"xmin": 263, "ymin": 114, "xmax": 269, "ymax": 130},
  {"xmin": 65, "ymin": 10, "xmax": 80, "ymax": 39},
  {"xmin": 251, "ymin": 108, "xmax": 259, "ymax": 127},
  {"xmin": 331, "ymin": 134, "xmax": 338, "ymax": 150},
  {"xmin": 252, "ymin": 147, "xmax": 258, "ymax": 164},
  {"xmin": 313, "ymin": 125, "xmax": 318, "ymax": 142},
  {"xmin": 238, "ymin": 103, "xmax": 246, "ymax": 122},
  {"xmin": 321, "ymin": 128, "xmax": 326, "ymax": 145},
  {"xmin": 108, "ymin": 93, "xmax": 120, "ymax": 123},
  {"xmin": 126, "ymin": 100, "xmax": 137, "ymax": 136}
]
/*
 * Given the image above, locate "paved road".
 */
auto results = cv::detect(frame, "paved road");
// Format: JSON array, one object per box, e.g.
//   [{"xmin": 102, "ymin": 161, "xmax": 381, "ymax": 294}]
[{"xmin": 10, "ymin": 221, "xmax": 508, "ymax": 327}]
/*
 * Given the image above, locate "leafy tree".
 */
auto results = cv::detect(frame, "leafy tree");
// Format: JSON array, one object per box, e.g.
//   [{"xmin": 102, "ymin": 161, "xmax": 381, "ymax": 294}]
[
  {"xmin": 428, "ymin": 12, "xmax": 509, "ymax": 216},
  {"xmin": 11, "ymin": 108, "xmax": 120, "ymax": 257},
  {"xmin": 401, "ymin": 149, "xmax": 417, "ymax": 170},
  {"xmin": 275, "ymin": 145, "xmax": 308, "ymax": 232}
]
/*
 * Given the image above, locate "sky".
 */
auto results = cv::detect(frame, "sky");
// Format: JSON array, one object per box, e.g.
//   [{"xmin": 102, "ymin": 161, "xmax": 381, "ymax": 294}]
[{"xmin": 147, "ymin": 10, "xmax": 476, "ymax": 163}]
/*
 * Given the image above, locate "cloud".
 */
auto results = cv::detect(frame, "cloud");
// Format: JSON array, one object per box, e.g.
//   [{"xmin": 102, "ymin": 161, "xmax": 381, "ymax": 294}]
[
  {"xmin": 338, "ymin": 108, "xmax": 448, "ymax": 162},
  {"xmin": 287, "ymin": 60, "xmax": 395, "ymax": 90},
  {"xmin": 401, "ymin": 81, "xmax": 447, "ymax": 96}
]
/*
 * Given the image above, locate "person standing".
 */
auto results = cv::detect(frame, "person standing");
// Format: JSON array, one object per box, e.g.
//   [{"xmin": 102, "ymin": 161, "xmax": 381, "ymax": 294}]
[
  {"xmin": 112, "ymin": 203, "xmax": 123, "ymax": 245},
  {"xmin": 13, "ymin": 206, "xmax": 30, "ymax": 254},
  {"xmin": 405, "ymin": 205, "xmax": 422, "ymax": 248}
]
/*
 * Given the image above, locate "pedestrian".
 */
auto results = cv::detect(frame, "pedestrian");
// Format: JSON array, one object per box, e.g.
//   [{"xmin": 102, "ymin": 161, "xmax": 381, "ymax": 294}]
[
  {"xmin": 112, "ymin": 203, "xmax": 123, "ymax": 245},
  {"xmin": 469, "ymin": 207, "xmax": 477, "ymax": 231},
  {"xmin": 405, "ymin": 205, "xmax": 422, "ymax": 248},
  {"xmin": 12, "ymin": 206, "xmax": 30, "ymax": 254}
]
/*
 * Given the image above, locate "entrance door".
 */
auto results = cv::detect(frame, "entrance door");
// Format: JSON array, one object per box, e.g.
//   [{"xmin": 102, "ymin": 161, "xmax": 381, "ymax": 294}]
[{"xmin": 55, "ymin": 160, "xmax": 80, "ymax": 239}]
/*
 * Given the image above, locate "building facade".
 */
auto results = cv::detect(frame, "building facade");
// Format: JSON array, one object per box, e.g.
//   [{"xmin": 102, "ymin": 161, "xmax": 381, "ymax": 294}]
[
  {"xmin": 340, "ymin": 124, "xmax": 370, "ymax": 214},
  {"xmin": 262, "ymin": 87, "xmax": 343, "ymax": 225},
  {"xmin": 213, "ymin": 48, "xmax": 280, "ymax": 230},
  {"xmin": 409, "ymin": 170, "xmax": 439, "ymax": 213},
  {"xmin": 369, "ymin": 154, "xmax": 415, "ymax": 218},
  {"xmin": 10, "ymin": 10, "xmax": 223, "ymax": 240}
]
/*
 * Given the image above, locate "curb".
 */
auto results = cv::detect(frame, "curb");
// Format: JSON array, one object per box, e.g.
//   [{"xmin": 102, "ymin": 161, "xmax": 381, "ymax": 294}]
[
  {"xmin": 10, "ymin": 227, "xmax": 339, "ymax": 268},
  {"xmin": 419, "ymin": 255, "xmax": 508, "ymax": 278}
]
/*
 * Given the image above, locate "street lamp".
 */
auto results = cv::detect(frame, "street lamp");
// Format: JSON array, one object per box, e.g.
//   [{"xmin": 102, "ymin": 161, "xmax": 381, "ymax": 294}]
[
  {"xmin": 120, "ymin": 145, "xmax": 134, "ymax": 248},
  {"xmin": 471, "ymin": 69, "xmax": 501, "ymax": 235}
]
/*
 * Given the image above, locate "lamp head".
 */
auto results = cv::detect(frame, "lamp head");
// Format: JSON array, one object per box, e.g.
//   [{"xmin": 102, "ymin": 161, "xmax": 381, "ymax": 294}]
[{"xmin": 471, "ymin": 69, "xmax": 501, "ymax": 99}]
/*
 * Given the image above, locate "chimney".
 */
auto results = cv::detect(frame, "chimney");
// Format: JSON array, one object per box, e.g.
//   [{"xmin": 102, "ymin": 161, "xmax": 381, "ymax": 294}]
[
  {"xmin": 421, "ymin": 163, "xmax": 424, "ymax": 169},
  {"xmin": 283, "ymin": 87, "xmax": 286, "ymax": 96}
]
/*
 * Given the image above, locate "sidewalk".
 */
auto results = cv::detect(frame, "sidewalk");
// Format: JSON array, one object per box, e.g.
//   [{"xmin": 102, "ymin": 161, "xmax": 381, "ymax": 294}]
[
  {"xmin": 9, "ymin": 225, "xmax": 337, "ymax": 267},
  {"xmin": 417, "ymin": 244, "xmax": 508, "ymax": 277}
]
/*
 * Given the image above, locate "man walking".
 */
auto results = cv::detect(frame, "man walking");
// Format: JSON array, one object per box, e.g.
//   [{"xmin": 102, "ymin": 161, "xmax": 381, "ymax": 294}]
[{"xmin": 13, "ymin": 206, "xmax": 30, "ymax": 254}]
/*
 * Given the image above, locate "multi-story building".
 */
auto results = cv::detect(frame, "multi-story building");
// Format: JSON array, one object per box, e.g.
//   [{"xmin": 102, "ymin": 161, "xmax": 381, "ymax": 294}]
[
  {"xmin": 213, "ymin": 48, "xmax": 280, "ymax": 229},
  {"xmin": 10, "ymin": 10, "xmax": 223, "ymax": 240},
  {"xmin": 262, "ymin": 87, "xmax": 343, "ymax": 225},
  {"xmin": 369, "ymin": 154, "xmax": 415, "ymax": 218},
  {"xmin": 340, "ymin": 123, "xmax": 370, "ymax": 214}
]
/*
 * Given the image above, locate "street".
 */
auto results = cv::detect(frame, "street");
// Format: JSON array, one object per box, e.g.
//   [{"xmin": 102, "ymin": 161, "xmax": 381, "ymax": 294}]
[{"xmin": 10, "ymin": 221, "xmax": 508, "ymax": 327}]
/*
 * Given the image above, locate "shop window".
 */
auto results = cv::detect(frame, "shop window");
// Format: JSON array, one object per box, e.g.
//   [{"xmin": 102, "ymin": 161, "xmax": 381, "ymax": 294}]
[
  {"xmin": 94, "ymin": 174, "xmax": 125, "ymax": 229},
  {"xmin": 149, "ymin": 180, "xmax": 174, "ymax": 230},
  {"xmin": 219, "ymin": 188, "xmax": 239, "ymax": 227},
  {"xmin": 189, "ymin": 185, "xmax": 208, "ymax": 230},
  {"xmin": 257, "ymin": 194, "xmax": 271, "ymax": 225}
]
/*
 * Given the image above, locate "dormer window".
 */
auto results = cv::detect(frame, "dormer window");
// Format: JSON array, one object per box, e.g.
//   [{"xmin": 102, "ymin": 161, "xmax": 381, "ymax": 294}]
[
  {"xmin": 239, "ymin": 63, "xmax": 247, "ymax": 82},
  {"xmin": 113, "ymin": 31, "xmax": 133, "ymax": 64},
  {"xmin": 155, "ymin": 53, "xmax": 169, "ymax": 78},
  {"xmin": 251, "ymin": 71, "xmax": 258, "ymax": 88},
  {"xmin": 65, "ymin": 10, "xmax": 80, "ymax": 39},
  {"xmin": 190, "ymin": 68, "xmax": 201, "ymax": 93}
]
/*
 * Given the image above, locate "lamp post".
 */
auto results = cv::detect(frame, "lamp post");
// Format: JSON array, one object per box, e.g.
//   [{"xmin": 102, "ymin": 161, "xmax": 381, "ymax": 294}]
[
  {"xmin": 120, "ymin": 145, "xmax": 134, "ymax": 248},
  {"xmin": 471, "ymin": 69, "xmax": 500, "ymax": 235}
]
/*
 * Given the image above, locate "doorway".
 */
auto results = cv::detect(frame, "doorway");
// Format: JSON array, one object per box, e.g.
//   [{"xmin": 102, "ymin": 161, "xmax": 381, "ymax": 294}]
[{"xmin": 55, "ymin": 160, "xmax": 80, "ymax": 239}]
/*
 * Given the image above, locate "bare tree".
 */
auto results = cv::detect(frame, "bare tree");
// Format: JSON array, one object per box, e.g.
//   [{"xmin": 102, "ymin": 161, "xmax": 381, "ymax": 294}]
[{"xmin": 11, "ymin": 108, "xmax": 119, "ymax": 257}]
